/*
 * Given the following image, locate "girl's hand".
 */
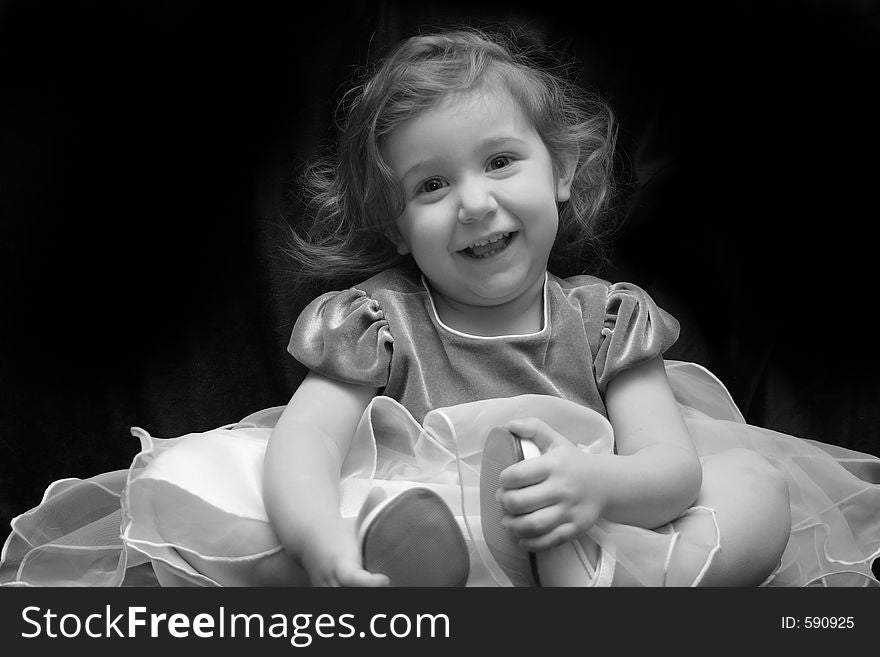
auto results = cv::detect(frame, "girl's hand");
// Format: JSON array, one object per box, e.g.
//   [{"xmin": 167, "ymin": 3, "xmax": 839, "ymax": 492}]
[
  {"xmin": 299, "ymin": 520, "xmax": 390, "ymax": 587},
  {"xmin": 497, "ymin": 418, "xmax": 607, "ymax": 552}
]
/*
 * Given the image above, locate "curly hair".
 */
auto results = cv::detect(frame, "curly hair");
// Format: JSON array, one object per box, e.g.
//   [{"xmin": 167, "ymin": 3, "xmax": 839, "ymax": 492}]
[{"xmin": 288, "ymin": 27, "xmax": 618, "ymax": 284}]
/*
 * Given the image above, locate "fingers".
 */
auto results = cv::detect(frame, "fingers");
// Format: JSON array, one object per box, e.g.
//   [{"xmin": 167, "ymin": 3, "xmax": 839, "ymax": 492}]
[
  {"xmin": 496, "ymin": 488, "xmax": 583, "ymax": 552},
  {"xmin": 311, "ymin": 557, "xmax": 391, "ymax": 587},
  {"xmin": 501, "ymin": 503, "xmax": 565, "ymax": 538},
  {"xmin": 499, "ymin": 456, "xmax": 549, "ymax": 489},
  {"xmin": 497, "ymin": 478, "xmax": 555, "ymax": 514},
  {"xmin": 350, "ymin": 570, "xmax": 392, "ymax": 587},
  {"xmin": 517, "ymin": 522, "xmax": 580, "ymax": 552},
  {"xmin": 505, "ymin": 417, "xmax": 568, "ymax": 452},
  {"xmin": 501, "ymin": 502, "xmax": 581, "ymax": 551},
  {"xmin": 498, "ymin": 445, "xmax": 574, "ymax": 490},
  {"xmin": 335, "ymin": 563, "xmax": 391, "ymax": 587}
]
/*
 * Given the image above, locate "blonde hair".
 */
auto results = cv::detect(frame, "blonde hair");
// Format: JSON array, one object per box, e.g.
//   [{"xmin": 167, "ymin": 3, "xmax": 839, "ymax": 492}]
[{"xmin": 289, "ymin": 27, "xmax": 618, "ymax": 283}]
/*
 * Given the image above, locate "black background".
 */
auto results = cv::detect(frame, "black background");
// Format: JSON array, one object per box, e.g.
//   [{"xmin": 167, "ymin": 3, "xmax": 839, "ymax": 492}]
[{"xmin": 1, "ymin": 0, "xmax": 879, "ymax": 537}]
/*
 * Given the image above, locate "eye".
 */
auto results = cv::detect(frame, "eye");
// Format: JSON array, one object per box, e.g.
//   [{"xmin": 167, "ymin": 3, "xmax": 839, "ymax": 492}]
[
  {"xmin": 417, "ymin": 177, "xmax": 447, "ymax": 194},
  {"xmin": 487, "ymin": 155, "xmax": 513, "ymax": 171}
]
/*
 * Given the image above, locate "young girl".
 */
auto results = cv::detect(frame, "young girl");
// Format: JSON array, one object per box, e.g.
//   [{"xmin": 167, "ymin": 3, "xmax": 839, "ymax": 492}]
[{"xmin": 2, "ymin": 28, "xmax": 878, "ymax": 588}]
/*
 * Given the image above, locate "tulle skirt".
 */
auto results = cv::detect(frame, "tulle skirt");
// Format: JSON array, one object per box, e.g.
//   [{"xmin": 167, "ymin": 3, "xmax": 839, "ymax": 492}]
[{"xmin": 2, "ymin": 361, "xmax": 878, "ymax": 587}]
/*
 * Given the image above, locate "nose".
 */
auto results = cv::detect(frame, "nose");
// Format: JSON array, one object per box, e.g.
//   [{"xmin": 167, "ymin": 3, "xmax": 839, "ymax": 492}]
[{"xmin": 457, "ymin": 177, "xmax": 498, "ymax": 223}]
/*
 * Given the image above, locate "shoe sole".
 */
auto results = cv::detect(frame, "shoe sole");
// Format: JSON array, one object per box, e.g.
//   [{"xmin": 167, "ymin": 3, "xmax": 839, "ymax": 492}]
[
  {"xmin": 359, "ymin": 487, "xmax": 469, "ymax": 587},
  {"xmin": 480, "ymin": 427, "xmax": 541, "ymax": 586}
]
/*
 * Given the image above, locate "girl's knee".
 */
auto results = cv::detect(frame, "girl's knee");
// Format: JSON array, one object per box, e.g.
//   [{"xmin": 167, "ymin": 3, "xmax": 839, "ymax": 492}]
[
  {"xmin": 711, "ymin": 448, "xmax": 789, "ymax": 506},
  {"xmin": 696, "ymin": 449, "xmax": 792, "ymax": 585},
  {"xmin": 720, "ymin": 449, "xmax": 791, "ymax": 545},
  {"xmin": 704, "ymin": 448, "xmax": 791, "ymax": 533}
]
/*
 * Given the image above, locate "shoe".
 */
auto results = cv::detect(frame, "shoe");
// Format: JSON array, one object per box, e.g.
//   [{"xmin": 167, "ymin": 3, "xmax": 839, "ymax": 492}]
[
  {"xmin": 480, "ymin": 427, "xmax": 613, "ymax": 587},
  {"xmin": 480, "ymin": 427, "xmax": 541, "ymax": 586},
  {"xmin": 357, "ymin": 487, "xmax": 469, "ymax": 587}
]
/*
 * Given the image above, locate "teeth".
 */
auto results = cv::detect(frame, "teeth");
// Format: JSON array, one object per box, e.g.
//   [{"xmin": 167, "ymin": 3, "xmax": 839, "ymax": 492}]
[{"xmin": 468, "ymin": 232, "xmax": 508, "ymax": 249}]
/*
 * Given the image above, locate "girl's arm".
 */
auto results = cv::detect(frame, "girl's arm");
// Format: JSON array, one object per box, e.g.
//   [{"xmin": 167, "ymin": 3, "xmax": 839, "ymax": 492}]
[
  {"xmin": 499, "ymin": 357, "xmax": 702, "ymax": 550},
  {"xmin": 595, "ymin": 355, "xmax": 702, "ymax": 526},
  {"xmin": 263, "ymin": 371, "xmax": 385, "ymax": 586}
]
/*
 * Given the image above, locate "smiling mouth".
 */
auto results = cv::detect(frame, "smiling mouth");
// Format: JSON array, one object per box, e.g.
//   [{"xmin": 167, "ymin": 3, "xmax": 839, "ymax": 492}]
[{"xmin": 458, "ymin": 232, "xmax": 517, "ymax": 259}]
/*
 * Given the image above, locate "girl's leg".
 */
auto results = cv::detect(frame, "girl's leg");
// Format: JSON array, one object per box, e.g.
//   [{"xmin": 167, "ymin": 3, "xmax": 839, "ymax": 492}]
[
  {"xmin": 250, "ymin": 549, "xmax": 312, "ymax": 586},
  {"xmin": 182, "ymin": 548, "xmax": 311, "ymax": 586},
  {"xmin": 612, "ymin": 448, "xmax": 791, "ymax": 586}
]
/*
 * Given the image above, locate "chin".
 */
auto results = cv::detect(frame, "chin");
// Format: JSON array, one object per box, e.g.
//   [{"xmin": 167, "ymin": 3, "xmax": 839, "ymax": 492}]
[
  {"xmin": 480, "ymin": 270, "xmax": 543, "ymax": 296},
  {"xmin": 465, "ymin": 282, "xmax": 534, "ymax": 306}
]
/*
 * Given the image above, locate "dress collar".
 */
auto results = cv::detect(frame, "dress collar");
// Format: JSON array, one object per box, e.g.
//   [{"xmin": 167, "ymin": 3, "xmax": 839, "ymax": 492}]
[{"xmin": 418, "ymin": 272, "xmax": 551, "ymax": 340}]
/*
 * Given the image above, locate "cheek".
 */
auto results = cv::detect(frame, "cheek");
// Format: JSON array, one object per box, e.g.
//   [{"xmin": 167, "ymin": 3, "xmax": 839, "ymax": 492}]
[
  {"xmin": 503, "ymin": 183, "xmax": 559, "ymax": 224},
  {"xmin": 410, "ymin": 229, "xmax": 447, "ymax": 257},
  {"xmin": 504, "ymin": 166, "xmax": 557, "ymax": 203},
  {"xmin": 401, "ymin": 207, "xmax": 452, "ymax": 251}
]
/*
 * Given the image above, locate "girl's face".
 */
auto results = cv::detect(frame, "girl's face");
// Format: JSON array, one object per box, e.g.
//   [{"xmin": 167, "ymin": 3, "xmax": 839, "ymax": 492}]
[{"xmin": 383, "ymin": 87, "xmax": 572, "ymax": 311}]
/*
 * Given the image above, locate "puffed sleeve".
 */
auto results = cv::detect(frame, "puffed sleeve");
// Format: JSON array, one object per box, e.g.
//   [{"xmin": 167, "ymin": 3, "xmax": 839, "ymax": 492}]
[
  {"xmin": 287, "ymin": 289, "xmax": 393, "ymax": 388},
  {"xmin": 593, "ymin": 282, "xmax": 679, "ymax": 394}
]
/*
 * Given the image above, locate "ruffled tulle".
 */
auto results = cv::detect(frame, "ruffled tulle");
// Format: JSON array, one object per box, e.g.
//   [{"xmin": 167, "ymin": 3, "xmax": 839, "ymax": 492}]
[{"xmin": 2, "ymin": 361, "xmax": 878, "ymax": 587}]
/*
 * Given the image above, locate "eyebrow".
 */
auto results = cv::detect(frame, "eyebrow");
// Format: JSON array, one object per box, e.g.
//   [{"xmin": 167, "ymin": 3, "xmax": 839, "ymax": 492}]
[
  {"xmin": 399, "ymin": 136, "xmax": 528, "ymax": 181},
  {"xmin": 481, "ymin": 135, "xmax": 527, "ymax": 148}
]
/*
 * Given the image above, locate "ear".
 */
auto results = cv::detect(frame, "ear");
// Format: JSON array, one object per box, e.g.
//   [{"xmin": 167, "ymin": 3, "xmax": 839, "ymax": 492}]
[
  {"xmin": 555, "ymin": 148, "xmax": 579, "ymax": 202},
  {"xmin": 385, "ymin": 225, "xmax": 411, "ymax": 255}
]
